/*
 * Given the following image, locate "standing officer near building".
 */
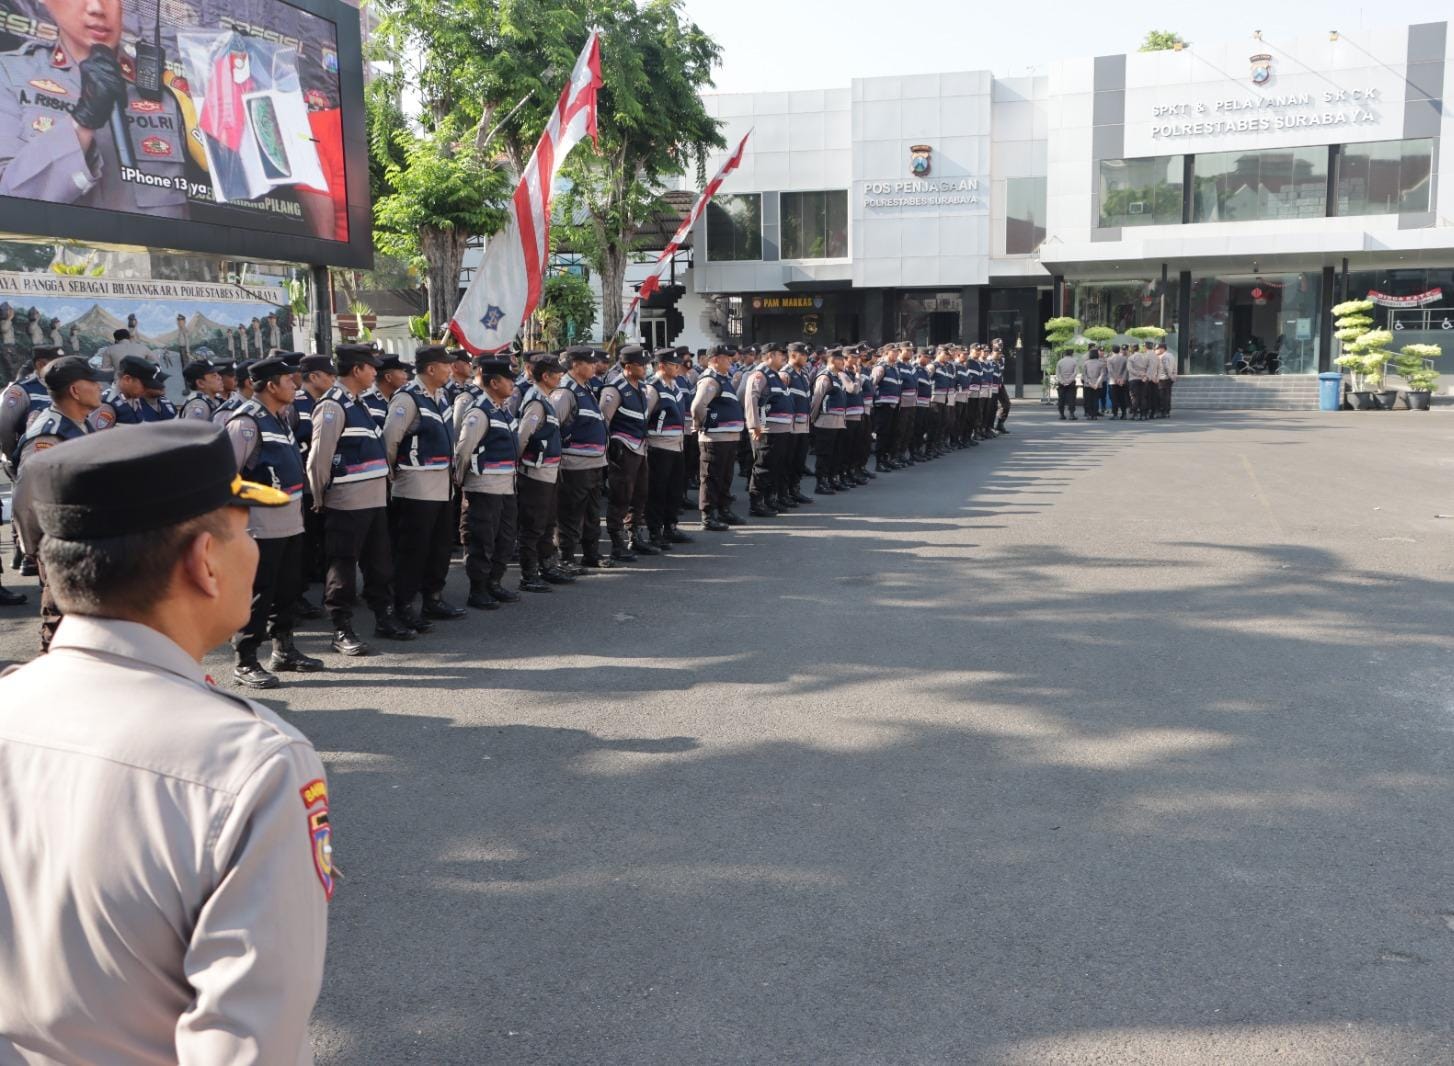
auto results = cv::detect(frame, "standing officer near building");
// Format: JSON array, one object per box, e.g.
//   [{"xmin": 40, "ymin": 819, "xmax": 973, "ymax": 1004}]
[
  {"xmin": 691, "ymin": 345, "xmax": 747, "ymax": 531},
  {"xmin": 0, "ymin": 422, "xmax": 329, "ymax": 1063},
  {"xmin": 783, "ymin": 343, "xmax": 815, "ymax": 504},
  {"xmin": 306, "ymin": 343, "xmax": 416, "ymax": 653},
  {"xmin": 1106, "ymin": 344, "xmax": 1130, "ymax": 420},
  {"xmin": 224, "ymin": 356, "xmax": 324, "ymax": 688},
  {"xmin": 514, "ymin": 353, "xmax": 566, "ymax": 591},
  {"xmin": 809, "ymin": 347, "xmax": 850, "ymax": 494},
  {"xmin": 742, "ymin": 342, "xmax": 793, "ymax": 515},
  {"xmin": 894, "ymin": 346, "xmax": 919, "ymax": 464},
  {"xmin": 642, "ymin": 348, "xmax": 693, "ymax": 548},
  {"xmin": 1082, "ymin": 347, "xmax": 1108, "ymax": 420},
  {"xmin": 1053, "ymin": 349, "xmax": 1080, "ymax": 421},
  {"xmin": 453, "ymin": 356, "xmax": 522, "ymax": 609},
  {"xmin": 598, "ymin": 344, "xmax": 659, "ymax": 562},
  {"xmin": 551, "ymin": 348, "xmax": 606, "ymax": 578},
  {"xmin": 1155, "ymin": 341, "xmax": 1177, "ymax": 418},
  {"xmin": 870, "ymin": 345, "xmax": 901, "ymax": 472},
  {"xmin": 382, "ymin": 345, "xmax": 466, "ymax": 631},
  {"xmin": 1127, "ymin": 344, "xmax": 1153, "ymax": 420}
]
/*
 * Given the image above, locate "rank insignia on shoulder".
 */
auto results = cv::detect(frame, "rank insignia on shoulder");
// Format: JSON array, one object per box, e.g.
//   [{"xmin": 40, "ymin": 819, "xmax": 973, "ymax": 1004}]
[{"xmin": 300, "ymin": 778, "xmax": 333, "ymax": 900}]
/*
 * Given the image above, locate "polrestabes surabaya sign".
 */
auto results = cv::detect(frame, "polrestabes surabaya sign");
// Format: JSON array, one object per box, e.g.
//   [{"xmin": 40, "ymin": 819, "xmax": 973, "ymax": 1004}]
[{"xmin": 1121, "ymin": 31, "xmax": 1409, "ymax": 157}]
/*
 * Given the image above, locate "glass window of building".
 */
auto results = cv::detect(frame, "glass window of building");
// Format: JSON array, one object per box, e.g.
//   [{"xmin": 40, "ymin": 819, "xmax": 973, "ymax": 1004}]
[
  {"xmin": 1342, "ymin": 267, "xmax": 1454, "ymax": 352},
  {"xmin": 781, "ymin": 191, "xmax": 849, "ymax": 259},
  {"xmin": 1071, "ymin": 278, "xmax": 1180, "ymax": 350},
  {"xmin": 1334, "ymin": 139, "xmax": 1433, "ymax": 216},
  {"xmin": 705, "ymin": 194, "xmax": 762, "ymax": 262},
  {"xmin": 1186, "ymin": 272, "xmax": 1322, "ymax": 375},
  {"xmin": 1191, "ymin": 147, "xmax": 1328, "ymax": 223},
  {"xmin": 1096, "ymin": 156, "xmax": 1184, "ymax": 228},
  {"xmin": 1005, "ymin": 177, "xmax": 1047, "ymax": 254}
]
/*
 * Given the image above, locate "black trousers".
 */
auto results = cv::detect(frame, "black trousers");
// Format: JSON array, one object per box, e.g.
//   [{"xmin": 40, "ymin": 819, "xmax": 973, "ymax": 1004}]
[
  {"xmin": 646, "ymin": 447, "xmax": 685, "ymax": 531},
  {"xmin": 391, "ymin": 496, "xmax": 454, "ymax": 608},
  {"xmin": 789, "ymin": 433, "xmax": 812, "ymax": 487},
  {"xmin": 895, "ymin": 406, "xmax": 917, "ymax": 456},
  {"xmin": 464, "ymin": 491, "xmax": 516, "ymax": 590},
  {"xmin": 323, "ymin": 506, "xmax": 394, "ymax": 627},
  {"xmin": 846, "ymin": 418, "xmax": 869, "ymax": 468},
  {"xmin": 683, "ymin": 435, "xmax": 699, "ymax": 488},
  {"xmin": 931, "ymin": 403, "xmax": 949, "ymax": 449},
  {"xmin": 557, "ymin": 466, "xmax": 604, "ymax": 561},
  {"xmin": 35, "ymin": 552, "xmax": 60, "ymax": 654},
  {"xmin": 1128, "ymin": 380, "xmax": 1147, "ymax": 415},
  {"xmin": 236, "ymin": 532, "xmax": 303, "ymax": 656},
  {"xmin": 301, "ymin": 495, "xmax": 325, "ymax": 584},
  {"xmin": 606, "ymin": 442, "xmax": 649, "ymax": 533},
  {"xmin": 736, "ymin": 431, "xmax": 753, "ymax": 479},
  {"xmin": 1056, "ymin": 384, "xmax": 1077, "ymax": 415},
  {"xmin": 812, "ymin": 426, "xmax": 841, "ymax": 481},
  {"xmin": 750, "ymin": 432, "xmax": 789, "ymax": 502},
  {"xmin": 873, "ymin": 406, "xmax": 897, "ymax": 461},
  {"xmin": 1082, "ymin": 385, "xmax": 1101, "ymax": 418},
  {"xmin": 1159, "ymin": 380, "xmax": 1173, "ymax": 415},
  {"xmin": 699, "ymin": 439, "xmax": 736, "ymax": 515},
  {"xmin": 997, "ymin": 386, "xmax": 1010, "ymax": 424},
  {"xmin": 515, "ymin": 476, "xmax": 558, "ymax": 577},
  {"xmin": 1109, "ymin": 383, "xmax": 1129, "ymax": 416}
]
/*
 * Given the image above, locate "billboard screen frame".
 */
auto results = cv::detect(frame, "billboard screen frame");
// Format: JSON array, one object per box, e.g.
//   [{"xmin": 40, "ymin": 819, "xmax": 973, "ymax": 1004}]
[{"xmin": 0, "ymin": 0, "xmax": 372, "ymax": 268}]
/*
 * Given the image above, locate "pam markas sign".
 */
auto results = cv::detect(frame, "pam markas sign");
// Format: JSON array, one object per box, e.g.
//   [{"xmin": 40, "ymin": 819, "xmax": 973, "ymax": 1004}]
[{"xmin": 750, "ymin": 295, "xmax": 826, "ymax": 313}]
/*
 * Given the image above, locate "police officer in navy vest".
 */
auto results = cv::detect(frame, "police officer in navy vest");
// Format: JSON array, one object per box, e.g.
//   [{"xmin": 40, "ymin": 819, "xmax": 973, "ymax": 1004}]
[
  {"xmin": 642, "ymin": 348, "xmax": 693, "ymax": 548},
  {"xmin": 383, "ymin": 345, "xmax": 467, "ymax": 631},
  {"xmin": 289, "ymin": 355, "xmax": 336, "ymax": 620},
  {"xmin": 783, "ymin": 343, "xmax": 815, "ymax": 504},
  {"xmin": 453, "ymin": 356, "xmax": 522, "ymax": 610},
  {"xmin": 223, "ymin": 356, "xmax": 325, "ymax": 688},
  {"xmin": 550, "ymin": 347, "xmax": 607, "ymax": 577},
  {"xmin": 690, "ymin": 346, "xmax": 747, "ymax": 531},
  {"xmin": 0, "ymin": 344, "xmax": 59, "ymax": 471},
  {"xmin": 598, "ymin": 344, "xmax": 659, "ymax": 562},
  {"xmin": 15, "ymin": 356, "xmax": 105, "ymax": 647},
  {"xmin": 870, "ymin": 345, "xmax": 901, "ymax": 472},
  {"xmin": 513, "ymin": 353, "xmax": 566, "ymax": 592},
  {"xmin": 742, "ymin": 342, "xmax": 793, "ymax": 515},
  {"xmin": 305, "ymin": 344, "xmax": 415, "ymax": 654},
  {"xmin": 179, "ymin": 362, "xmax": 224, "ymax": 422},
  {"xmin": 363, "ymin": 355, "xmax": 409, "ymax": 427}
]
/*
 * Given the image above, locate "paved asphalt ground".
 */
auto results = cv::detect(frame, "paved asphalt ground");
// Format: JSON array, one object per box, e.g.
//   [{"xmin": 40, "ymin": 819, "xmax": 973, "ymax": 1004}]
[{"xmin": 3, "ymin": 404, "xmax": 1454, "ymax": 1064}]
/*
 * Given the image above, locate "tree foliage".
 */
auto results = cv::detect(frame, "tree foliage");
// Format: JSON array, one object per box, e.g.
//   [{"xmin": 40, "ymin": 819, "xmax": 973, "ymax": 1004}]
[
  {"xmin": 536, "ymin": 273, "xmax": 598, "ymax": 349},
  {"xmin": 1139, "ymin": 30, "xmax": 1185, "ymax": 52}
]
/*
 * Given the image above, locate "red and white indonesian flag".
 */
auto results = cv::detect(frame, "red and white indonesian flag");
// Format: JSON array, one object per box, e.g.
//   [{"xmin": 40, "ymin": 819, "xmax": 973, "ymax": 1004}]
[
  {"xmin": 450, "ymin": 31, "xmax": 603, "ymax": 353},
  {"xmin": 618, "ymin": 129, "xmax": 752, "ymax": 338}
]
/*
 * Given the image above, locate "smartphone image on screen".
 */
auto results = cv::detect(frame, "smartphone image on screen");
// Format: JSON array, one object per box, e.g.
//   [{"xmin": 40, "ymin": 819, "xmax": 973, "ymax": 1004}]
[{"xmin": 246, "ymin": 94, "xmax": 292, "ymax": 180}]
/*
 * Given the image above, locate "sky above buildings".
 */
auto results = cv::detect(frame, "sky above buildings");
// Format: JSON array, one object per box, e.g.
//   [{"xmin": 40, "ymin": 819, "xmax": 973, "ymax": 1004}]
[{"xmin": 679, "ymin": 0, "xmax": 1452, "ymax": 94}]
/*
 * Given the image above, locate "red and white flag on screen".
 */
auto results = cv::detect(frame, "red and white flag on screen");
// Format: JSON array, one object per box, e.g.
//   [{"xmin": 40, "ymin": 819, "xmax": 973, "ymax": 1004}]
[
  {"xmin": 450, "ymin": 31, "xmax": 603, "ymax": 353},
  {"xmin": 618, "ymin": 129, "xmax": 752, "ymax": 338}
]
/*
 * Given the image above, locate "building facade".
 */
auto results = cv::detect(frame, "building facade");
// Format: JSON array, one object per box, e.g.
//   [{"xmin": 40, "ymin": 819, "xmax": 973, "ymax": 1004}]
[{"xmin": 682, "ymin": 20, "xmax": 1453, "ymax": 377}]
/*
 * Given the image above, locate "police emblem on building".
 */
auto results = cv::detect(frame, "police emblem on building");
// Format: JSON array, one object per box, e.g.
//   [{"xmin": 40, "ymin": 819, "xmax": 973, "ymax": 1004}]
[
  {"xmin": 1250, "ymin": 53, "xmax": 1273, "ymax": 85},
  {"xmin": 910, "ymin": 144, "xmax": 932, "ymax": 177}
]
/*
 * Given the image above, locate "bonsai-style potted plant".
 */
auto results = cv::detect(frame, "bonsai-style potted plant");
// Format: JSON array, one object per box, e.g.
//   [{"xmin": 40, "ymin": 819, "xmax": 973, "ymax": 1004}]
[
  {"xmin": 1331, "ymin": 303, "xmax": 1390, "ymax": 413},
  {"xmin": 1392, "ymin": 342, "xmax": 1443, "ymax": 410},
  {"xmin": 1083, "ymin": 325, "xmax": 1117, "ymax": 347},
  {"xmin": 1125, "ymin": 325, "xmax": 1167, "ymax": 345}
]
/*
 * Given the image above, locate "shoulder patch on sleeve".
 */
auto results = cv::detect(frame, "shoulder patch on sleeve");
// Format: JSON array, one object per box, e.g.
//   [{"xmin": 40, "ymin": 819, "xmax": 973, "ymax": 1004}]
[{"xmin": 300, "ymin": 778, "xmax": 334, "ymax": 900}]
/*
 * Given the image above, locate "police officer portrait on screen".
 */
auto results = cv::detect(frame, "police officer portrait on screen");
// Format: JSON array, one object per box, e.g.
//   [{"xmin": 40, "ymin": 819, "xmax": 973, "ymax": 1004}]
[{"xmin": 0, "ymin": 0, "xmax": 187, "ymax": 216}]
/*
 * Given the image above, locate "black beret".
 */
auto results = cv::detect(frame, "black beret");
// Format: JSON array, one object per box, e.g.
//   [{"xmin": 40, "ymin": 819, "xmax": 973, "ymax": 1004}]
[
  {"xmin": 414, "ymin": 345, "xmax": 452, "ymax": 369},
  {"xmin": 592, "ymin": 348, "xmax": 611, "ymax": 362},
  {"xmin": 618, "ymin": 345, "xmax": 649, "ymax": 365},
  {"xmin": 41, "ymin": 356, "xmax": 104, "ymax": 393},
  {"xmin": 761, "ymin": 342, "xmax": 787, "ymax": 355},
  {"xmin": 561, "ymin": 346, "xmax": 597, "ymax": 366},
  {"xmin": 377, "ymin": 354, "xmax": 410, "ymax": 374},
  {"xmin": 448, "ymin": 349, "xmax": 471, "ymax": 363},
  {"xmin": 472, "ymin": 356, "xmax": 514, "ymax": 379},
  {"xmin": 656, "ymin": 349, "xmax": 686, "ymax": 366},
  {"xmin": 31, "ymin": 344, "xmax": 63, "ymax": 362},
  {"xmin": 276, "ymin": 351, "xmax": 305, "ymax": 370},
  {"xmin": 335, "ymin": 343, "xmax": 381, "ymax": 370},
  {"xmin": 117, "ymin": 355, "xmax": 166, "ymax": 386},
  {"xmin": 708, "ymin": 344, "xmax": 736, "ymax": 358},
  {"xmin": 300, "ymin": 354, "xmax": 335, "ymax": 375},
  {"xmin": 182, "ymin": 361, "xmax": 219, "ymax": 385},
  {"xmin": 249, "ymin": 356, "xmax": 294, "ymax": 385},
  {"xmin": 528, "ymin": 353, "xmax": 564, "ymax": 376},
  {"xmin": 23, "ymin": 421, "xmax": 290, "ymax": 540},
  {"xmin": 215, "ymin": 361, "xmax": 238, "ymax": 376},
  {"xmin": 786, "ymin": 342, "xmax": 810, "ymax": 355},
  {"xmin": 234, "ymin": 359, "xmax": 256, "ymax": 380}
]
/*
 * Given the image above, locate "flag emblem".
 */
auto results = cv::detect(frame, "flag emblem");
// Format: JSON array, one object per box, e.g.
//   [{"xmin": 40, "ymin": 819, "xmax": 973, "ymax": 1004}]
[
  {"xmin": 1250, "ymin": 54, "xmax": 1273, "ymax": 85},
  {"xmin": 481, "ymin": 305, "xmax": 505, "ymax": 330}
]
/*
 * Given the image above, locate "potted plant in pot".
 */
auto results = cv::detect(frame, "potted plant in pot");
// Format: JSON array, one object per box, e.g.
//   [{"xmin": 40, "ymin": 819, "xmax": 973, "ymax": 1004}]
[
  {"xmin": 1125, "ymin": 325, "xmax": 1167, "ymax": 346},
  {"xmin": 1392, "ymin": 343, "xmax": 1442, "ymax": 411},
  {"xmin": 1332, "ymin": 299, "xmax": 1379, "ymax": 408}
]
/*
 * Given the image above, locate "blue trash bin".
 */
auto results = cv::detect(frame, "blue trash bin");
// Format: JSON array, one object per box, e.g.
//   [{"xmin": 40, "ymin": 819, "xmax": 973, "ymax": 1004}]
[{"xmin": 1318, "ymin": 372, "xmax": 1342, "ymax": 412}]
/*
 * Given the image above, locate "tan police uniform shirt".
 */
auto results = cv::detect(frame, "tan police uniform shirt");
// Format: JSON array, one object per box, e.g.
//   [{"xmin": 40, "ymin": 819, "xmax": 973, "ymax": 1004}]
[{"xmin": 0, "ymin": 617, "xmax": 331, "ymax": 1065}]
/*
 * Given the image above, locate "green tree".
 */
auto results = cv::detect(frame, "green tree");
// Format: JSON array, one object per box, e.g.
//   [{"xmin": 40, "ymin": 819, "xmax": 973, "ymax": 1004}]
[
  {"xmin": 536, "ymin": 273, "xmax": 597, "ymax": 349},
  {"xmin": 1139, "ymin": 30, "xmax": 1185, "ymax": 52}
]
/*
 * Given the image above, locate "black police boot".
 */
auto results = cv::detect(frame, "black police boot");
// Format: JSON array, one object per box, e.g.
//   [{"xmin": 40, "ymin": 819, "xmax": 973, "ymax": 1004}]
[
  {"xmin": 487, "ymin": 581, "xmax": 521, "ymax": 603},
  {"xmin": 860, "ymin": 467, "xmax": 876, "ymax": 480},
  {"xmin": 376, "ymin": 608, "xmax": 421, "ymax": 640},
  {"xmin": 19, "ymin": 556, "xmax": 37, "ymax": 577},
  {"xmin": 467, "ymin": 589, "xmax": 502, "ymax": 610},
  {"xmin": 610, "ymin": 530, "xmax": 638, "ymax": 562},
  {"xmin": 268, "ymin": 634, "xmax": 324, "ymax": 673},
  {"xmin": 701, "ymin": 511, "xmax": 729, "ymax": 532},
  {"xmin": 234, "ymin": 651, "xmax": 280, "ymax": 690},
  {"xmin": 542, "ymin": 563, "xmax": 577, "ymax": 584},
  {"xmin": 719, "ymin": 507, "xmax": 746, "ymax": 526},
  {"xmin": 749, "ymin": 495, "xmax": 776, "ymax": 518},
  {"xmin": 581, "ymin": 551, "xmax": 617, "ymax": 569},
  {"xmin": 396, "ymin": 605, "xmax": 434, "ymax": 633},
  {"xmin": 0, "ymin": 586, "xmax": 27, "ymax": 607},
  {"xmin": 632, "ymin": 526, "xmax": 662, "ymax": 555},
  {"xmin": 647, "ymin": 526, "xmax": 673, "ymax": 551},
  {"xmin": 423, "ymin": 596, "xmax": 467, "ymax": 620},
  {"xmin": 815, "ymin": 479, "xmax": 837, "ymax": 495},
  {"xmin": 292, "ymin": 595, "xmax": 323, "ymax": 620},
  {"xmin": 997, "ymin": 419, "xmax": 1009, "ymax": 433},
  {"xmin": 519, "ymin": 571, "xmax": 553, "ymax": 593},
  {"xmin": 667, "ymin": 523, "xmax": 695, "ymax": 544},
  {"xmin": 557, "ymin": 558, "xmax": 588, "ymax": 577},
  {"xmin": 331, "ymin": 624, "xmax": 371, "ymax": 657}
]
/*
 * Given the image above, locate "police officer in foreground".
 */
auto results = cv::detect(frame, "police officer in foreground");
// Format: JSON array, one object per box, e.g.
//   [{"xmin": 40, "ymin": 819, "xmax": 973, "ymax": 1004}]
[
  {"xmin": 88, "ymin": 355, "xmax": 172, "ymax": 428},
  {"xmin": 179, "ymin": 360, "xmax": 225, "ymax": 420},
  {"xmin": 0, "ymin": 343, "xmax": 59, "ymax": 465},
  {"xmin": 0, "ymin": 422, "xmax": 329, "ymax": 1063}
]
